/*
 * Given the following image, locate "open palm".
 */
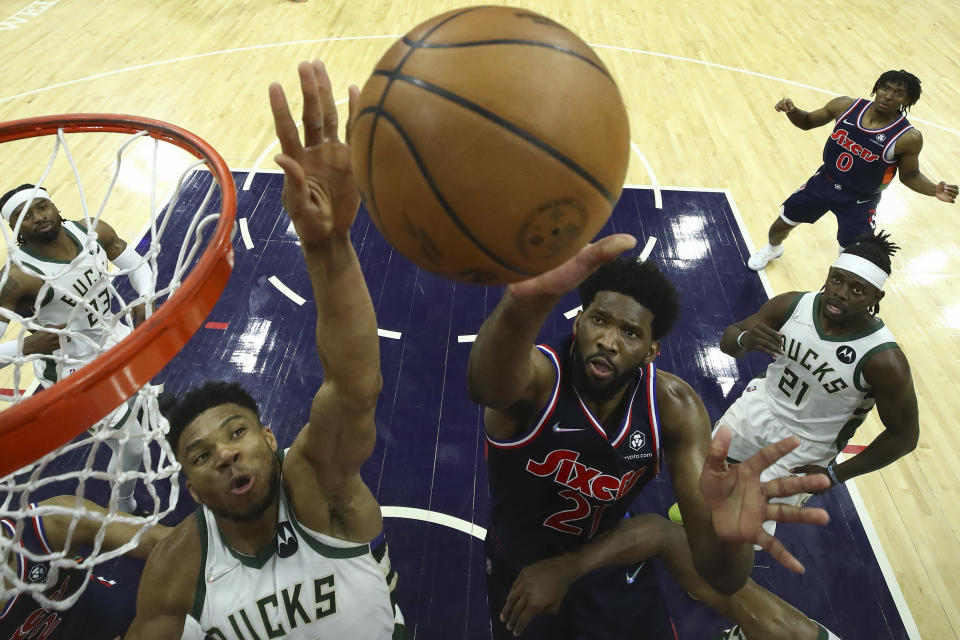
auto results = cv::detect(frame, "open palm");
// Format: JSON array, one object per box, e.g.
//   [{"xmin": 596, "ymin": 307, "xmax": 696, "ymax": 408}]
[{"xmin": 269, "ymin": 60, "xmax": 361, "ymax": 249}]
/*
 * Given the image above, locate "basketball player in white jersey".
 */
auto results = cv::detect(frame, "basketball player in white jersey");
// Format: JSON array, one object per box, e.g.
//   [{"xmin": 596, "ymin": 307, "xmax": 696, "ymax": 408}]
[
  {"xmin": 0, "ymin": 184, "xmax": 155, "ymax": 514},
  {"xmin": 719, "ymin": 230, "xmax": 917, "ymax": 535},
  {"xmin": 121, "ymin": 60, "xmax": 406, "ymax": 640}
]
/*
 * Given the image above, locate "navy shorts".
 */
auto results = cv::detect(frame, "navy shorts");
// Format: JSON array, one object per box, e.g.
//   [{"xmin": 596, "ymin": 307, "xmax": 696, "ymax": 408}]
[
  {"xmin": 781, "ymin": 170, "xmax": 879, "ymax": 247},
  {"xmin": 485, "ymin": 532, "xmax": 675, "ymax": 640}
]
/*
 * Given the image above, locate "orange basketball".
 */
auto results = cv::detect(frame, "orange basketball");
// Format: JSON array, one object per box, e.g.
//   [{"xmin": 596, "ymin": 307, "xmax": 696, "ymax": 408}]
[{"xmin": 350, "ymin": 6, "xmax": 630, "ymax": 284}]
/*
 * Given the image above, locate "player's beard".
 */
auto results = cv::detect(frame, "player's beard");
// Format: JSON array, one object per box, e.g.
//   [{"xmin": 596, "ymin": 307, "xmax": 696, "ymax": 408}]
[
  {"xmin": 571, "ymin": 348, "xmax": 637, "ymax": 404},
  {"xmin": 24, "ymin": 214, "xmax": 63, "ymax": 245},
  {"xmin": 215, "ymin": 456, "xmax": 281, "ymax": 523}
]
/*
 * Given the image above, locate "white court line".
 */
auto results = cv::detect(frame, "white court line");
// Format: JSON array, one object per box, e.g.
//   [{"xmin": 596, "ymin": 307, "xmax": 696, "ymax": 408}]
[
  {"xmin": 242, "ymin": 98, "xmax": 349, "ymax": 192},
  {"xmin": 238, "ymin": 218, "xmax": 254, "ymax": 250},
  {"xmin": 0, "ymin": 35, "xmax": 403, "ymax": 103},
  {"xmin": 838, "ymin": 452, "xmax": 921, "ymax": 640},
  {"xmin": 629, "ymin": 141, "xmax": 662, "ymax": 209},
  {"xmin": 723, "ymin": 187, "xmax": 919, "ymax": 640},
  {"xmin": 457, "ymin": 334, "xmax": 477, "ymax": 343},
  {"xmin": 3, "ymin": 36, "xmax": 957, "ymax": 139},
  {"xmin": 380, "ymin": 506, "xmax": 486, "ymax": 541},
  {"xmin": 377, "ymin": 329, "xmax": 401, "ymax": 340},
  {"xmin": 638, "ymin": 236, "xmax": 658, "ymax": 262},
  {"xmin": 268, "ymin": 275, "xmax": 305, "ymax": 306}
]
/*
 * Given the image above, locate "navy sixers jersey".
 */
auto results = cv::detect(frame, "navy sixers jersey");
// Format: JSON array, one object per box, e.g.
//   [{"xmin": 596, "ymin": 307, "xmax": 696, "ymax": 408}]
[
  {"xmin": 0, "ymin": 507, "xmax": 86, "ymax": 640},
  {"xmin": 485, "ymin": 335, "xmax": 662, "ymax": 562},
  {"xmin": 821, "ymin": 98, "xmax": 913, "ymax": 196}
]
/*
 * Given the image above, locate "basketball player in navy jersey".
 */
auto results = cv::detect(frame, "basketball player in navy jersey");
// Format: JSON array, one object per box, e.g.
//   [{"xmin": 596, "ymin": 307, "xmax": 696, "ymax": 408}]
[
  {"xmin": 468, "ymin": 239, "xmax": 833, "ymax": 639},
  {"xmin": 749, "ymin": 69, "xmax": 958, "ymax": 270},
  {"xmin": 0, "ymin": 496, "xmax": 171, "ymax": 640}
]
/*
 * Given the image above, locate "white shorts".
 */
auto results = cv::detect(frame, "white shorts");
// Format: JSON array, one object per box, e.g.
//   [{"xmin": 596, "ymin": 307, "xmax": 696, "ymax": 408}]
[{"xmin": 716, "ymin": 377, "xmax": 839, "ymax": 535}]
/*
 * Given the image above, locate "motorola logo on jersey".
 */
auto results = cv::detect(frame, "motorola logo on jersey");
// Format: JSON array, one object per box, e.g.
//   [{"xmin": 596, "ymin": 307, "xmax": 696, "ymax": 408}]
[
  {"xmin": 525, "ymin": 449, "xmax": 645, "ymax": 502},
  {"xmin": 876, "ymin": 133, "xmax": 886, "ymax": 142},
  {"xmin": 836, "ymin": 346, "xmax": 857, "ymax": 364},
  {"xmin": 277, "ymin": 521, "xmax": 299, "ymax": 558},
  {"xmin": 628, "ymin": 430, "xmax": 645, "ymax": 451}
]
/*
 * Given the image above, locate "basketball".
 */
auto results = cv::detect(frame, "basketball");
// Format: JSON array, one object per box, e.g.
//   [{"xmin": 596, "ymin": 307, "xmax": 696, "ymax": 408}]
[{"xmin": 350, "ymin": 6, "xmax": 630, "ymax": 284}]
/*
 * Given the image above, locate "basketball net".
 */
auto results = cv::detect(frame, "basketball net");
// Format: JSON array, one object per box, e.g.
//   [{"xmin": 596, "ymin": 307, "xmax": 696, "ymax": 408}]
[{"xmin": 0, "ymin": 120, "xmax": 233, "ymax": 610}]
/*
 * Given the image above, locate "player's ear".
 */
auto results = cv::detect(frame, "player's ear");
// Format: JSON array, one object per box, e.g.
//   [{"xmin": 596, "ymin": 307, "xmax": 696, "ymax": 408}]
[
  {"xmin": 185, "ymin": 479, "xmax": 200, "ymax": 504},
  {"xmin": 261, "ymin": 426, "xmax": 277, "ymax": 452},
  {"xmin": 643, "ymin": 340, "xmax": 660, "ymax": 364}
]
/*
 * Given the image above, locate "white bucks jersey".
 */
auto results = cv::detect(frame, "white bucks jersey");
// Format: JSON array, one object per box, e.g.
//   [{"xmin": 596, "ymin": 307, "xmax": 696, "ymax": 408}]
[
  {"xmin": 763, "ymin": 292, "xmax": 897, "ymax": 448},
  {"xmin": 192, "ymin": 480, "xmax": 405, "ymax": 640},
  {"xmin": 12, "ymin": 220, "xmax": 129, "ymax": 382}
]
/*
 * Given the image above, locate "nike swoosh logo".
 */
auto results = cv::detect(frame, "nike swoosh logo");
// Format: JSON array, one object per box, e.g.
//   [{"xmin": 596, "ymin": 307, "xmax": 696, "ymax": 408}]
[
  {"xmin": 856, "ymin": 199, "xmax": 873, "ymax": 204},
  {"xmin": 207, "ymin": 562, "xmax": 241, "ymax": 582},
  {"xmin": 552, "ymin": 423, "xmax": 584, "ymax": 433},
  {"xmin": 843, "ymin": 119, "xmax": 854, "ymax": 125}
]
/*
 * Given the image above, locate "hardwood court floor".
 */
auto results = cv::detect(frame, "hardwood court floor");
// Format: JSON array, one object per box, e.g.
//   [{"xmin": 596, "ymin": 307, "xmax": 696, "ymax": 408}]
[{"xmin": 1, "ymin": 1, "xmax": 958, "ymax": 637}]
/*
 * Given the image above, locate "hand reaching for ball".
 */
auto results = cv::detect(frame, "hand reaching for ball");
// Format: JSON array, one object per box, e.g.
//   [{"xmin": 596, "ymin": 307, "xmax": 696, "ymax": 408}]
[{"xmin": 269, "ymin": 60, "xmax": 361, "ymax": 250}]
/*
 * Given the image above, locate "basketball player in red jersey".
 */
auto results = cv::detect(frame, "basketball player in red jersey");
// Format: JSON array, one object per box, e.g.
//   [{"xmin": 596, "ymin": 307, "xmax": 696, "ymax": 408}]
[{"xmin": 749, "ymin": 69, "xmax": 958, "ymax": 270}]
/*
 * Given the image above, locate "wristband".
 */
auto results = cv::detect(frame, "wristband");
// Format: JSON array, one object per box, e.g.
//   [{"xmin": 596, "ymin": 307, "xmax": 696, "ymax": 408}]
[
  {"xmin": 826, "ymin": 462, "xmax": 841, "ymax": 485},
  {"xmin": 736, "ymin": 330, "xmax": 748, "ymax": 348}
]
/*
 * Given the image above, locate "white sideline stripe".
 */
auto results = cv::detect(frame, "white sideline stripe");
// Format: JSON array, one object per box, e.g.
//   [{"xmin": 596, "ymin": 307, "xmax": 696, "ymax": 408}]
[
  {"xmin": 725, "ymin": 188, "xmax": 919, "ymax": 639},
  {"xmin": 457, "ymin": 334, "xmax": 477, "ymax": 343},
  {"xmin": 242, "ymin": 98, "xmax": 350, "ymax": 193},
  {"xmin": 629, "ymin": 141, "xmax": 662, "ymax": 209},
  {"xmin": 239, "ymin": 218, "xmax": 254, "ymax": 250},
  {"xmin": 564, "ymin": 306, "xmax": 582, "ymax": 320},
  {"xmin": 380, "ymin": 506, "xmax": 486, "ymax": 541},
  {"xmin": 839, "ymin": 453, "xmax": 921, "ymax": 639},
  {"xmin": 638, "ymin": 236, "xmax": 658, "ymax": 262},
  {"xmin": 268, "ymin": 276, "xmax": 305, "ymax": 306},
  {"xmin": 377, "ymin": 329, "xmax": 401, "ymax": 340}
]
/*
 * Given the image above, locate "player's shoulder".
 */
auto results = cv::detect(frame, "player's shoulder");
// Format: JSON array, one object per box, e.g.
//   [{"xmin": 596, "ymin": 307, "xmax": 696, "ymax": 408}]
[
  {"xmin": 147, "ymin": 512, "xmax": 203, "ymax": 576},
  {"xmin": 825, "ymin": 95, "xmax": 856, "ymax": 116},
  {"xmin": 654, "ymin": 369, "xmax": 702, "ymax": 408}
]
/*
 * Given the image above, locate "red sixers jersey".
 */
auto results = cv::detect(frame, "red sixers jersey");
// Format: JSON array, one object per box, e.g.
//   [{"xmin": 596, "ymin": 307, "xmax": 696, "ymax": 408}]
[
  {"xmin": 485, "ymin": 335, "xmax": 662, "ymax": 563},
  {"xmin": 820, "ymin": 98, "xmax": 914, "ymax": 196}
]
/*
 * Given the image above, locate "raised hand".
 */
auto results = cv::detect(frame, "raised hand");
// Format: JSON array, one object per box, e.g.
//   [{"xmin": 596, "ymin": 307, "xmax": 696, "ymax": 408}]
[
  {"xmin": 739, "ymin": 323, "xmax": 784, "ymax": 358},
  {"xmin": 269, "ymin": 60, "xmax": 361, "ymax": 250},
  {"xmin": 700, "ymin": 425, "xmax": 831, "ymax": 574},
  {"xmin": 508, "ymin": 234, "xmax": 637, "ymax": 299},
  {"xmin": 935, "ymin": 181, "xmax": 958, "ymax": 203}
]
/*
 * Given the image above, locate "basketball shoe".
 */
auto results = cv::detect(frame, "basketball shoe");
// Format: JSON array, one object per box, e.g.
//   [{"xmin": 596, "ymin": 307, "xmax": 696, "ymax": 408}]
[{"xmin": 747, "ymin": 244, "xmax": 784, "ymax": 270}]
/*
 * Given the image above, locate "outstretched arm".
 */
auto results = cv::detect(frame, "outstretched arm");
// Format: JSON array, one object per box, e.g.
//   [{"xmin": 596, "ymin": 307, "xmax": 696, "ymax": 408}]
[
  {"xmin": 775, "ymin": 96, "xmax": 852, "ymax": 131},
  {"xmin": 894, "ymin": 130, "xmax": 958, "ymax": 202},
  {"xmin": 269, "ymin": 61, "xmax": 383, "ymax": 540},
  {"xmin": 37, "ymin": 496, "xmax": 171, "ymax": 560},
  {"xmin": 467, "ymin": 235, "xmax": 636, "ymax": 438}
]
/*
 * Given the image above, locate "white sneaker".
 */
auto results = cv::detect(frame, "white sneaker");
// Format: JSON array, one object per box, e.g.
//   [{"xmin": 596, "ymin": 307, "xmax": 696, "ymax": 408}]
[{"xmin": 747, "ymin": 244, "xmax": 784, "ymax": 270}]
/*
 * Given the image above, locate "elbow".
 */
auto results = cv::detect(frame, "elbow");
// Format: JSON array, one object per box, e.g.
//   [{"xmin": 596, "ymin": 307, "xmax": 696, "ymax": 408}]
[{"xmin": 694, "ymin": 558, "xmax": 747, "ymax": 595}]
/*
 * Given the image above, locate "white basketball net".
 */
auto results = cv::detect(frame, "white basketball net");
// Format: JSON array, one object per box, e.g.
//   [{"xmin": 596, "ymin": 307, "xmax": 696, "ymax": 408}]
[{"xmin": 0, "ymin": 125, "xmax": 227, "ymax": 610}]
